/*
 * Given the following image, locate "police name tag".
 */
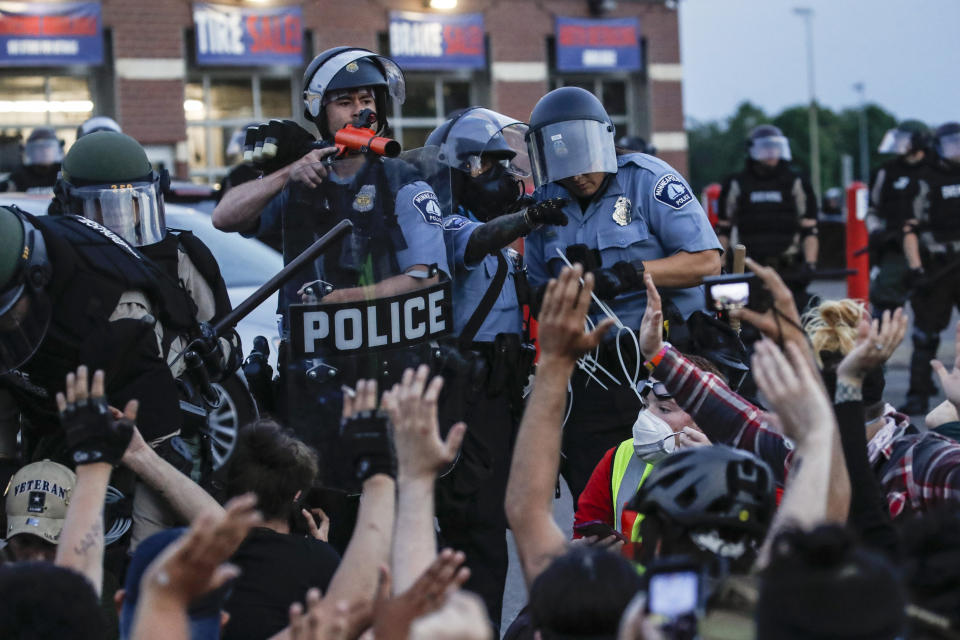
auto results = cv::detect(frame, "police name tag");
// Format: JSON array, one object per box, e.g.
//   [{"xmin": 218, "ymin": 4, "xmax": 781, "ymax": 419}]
[{"xmin": 289, "ymin": 280, "xmax": 453, "ymax": 356}]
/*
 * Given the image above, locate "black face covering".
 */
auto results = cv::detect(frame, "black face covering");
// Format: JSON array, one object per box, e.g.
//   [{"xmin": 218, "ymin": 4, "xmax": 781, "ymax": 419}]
[{"xmin": 460, "ymin": 164, "xmax": 524, "ymax": 221}]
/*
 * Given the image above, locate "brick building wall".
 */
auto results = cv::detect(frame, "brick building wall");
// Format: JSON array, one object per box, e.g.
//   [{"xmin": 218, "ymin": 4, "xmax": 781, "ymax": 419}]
[{"xmin": 94, "ymin": 0, "xmax": 687, "ymax": 178}]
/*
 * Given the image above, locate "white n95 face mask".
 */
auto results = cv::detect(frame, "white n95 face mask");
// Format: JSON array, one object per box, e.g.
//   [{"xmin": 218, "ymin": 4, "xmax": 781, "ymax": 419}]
[{"xmin": 632, "ymin": 409, "xmax": 677, "ymax": 463}]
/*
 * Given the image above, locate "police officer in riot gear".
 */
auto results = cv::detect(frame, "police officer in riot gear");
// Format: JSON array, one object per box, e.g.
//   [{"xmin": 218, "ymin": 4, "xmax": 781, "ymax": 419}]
[
  {"xmin": 0, "ymin": 127, "xmax": 64, "ymax": 194},
  {"xmin": 76, "ymin": 115, "xmax": 122, "ymax": 139},
  {"xmin": 901, "ymin": 122, "xmax": 960, "ymax": 415},
  {"xmin": 717, "ymin": 125, "xmax": 819, "ymax": 309},
  {"xmin": 523, "ymin": 86, "xmax": 721, "ymax": 504},
  {"xmin": 211, "ymin": 48, "xmax": 448, "ymax": 541},
  {"xmin": 867, "ymin": 120, "xmax": 930, "ymax": 316},
  {"xmin": 416, "ymin": 107, "xmax": 567, "ymax": 623}
]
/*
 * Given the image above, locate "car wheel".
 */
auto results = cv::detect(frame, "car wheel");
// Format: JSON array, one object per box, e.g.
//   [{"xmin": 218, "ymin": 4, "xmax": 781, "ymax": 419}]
[{"xmin": 201, "ymin": 373, "xmax": 258, "ymax": 470}]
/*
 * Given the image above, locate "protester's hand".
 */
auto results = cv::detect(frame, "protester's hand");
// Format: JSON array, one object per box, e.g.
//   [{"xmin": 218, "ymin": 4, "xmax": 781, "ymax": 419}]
[
  {"xmin": 288, "ymin": 148, "xmax": 338, "ymax": 188},
  {"xmin": 729, "ymin": 258, "xmax": 806, "ymax": 348},
  {"xmin": 56, "ymin": 365, "xmax": 136, "ymax": 467},
  {"xmin": 538, "ymin": 265, "xmax": 616, "ymax": 367},
  {"xmin": 119, "ymin": 425, "xmax": 149, "ymax": 466},
  {"xmin": 836, "ymin": 308, "xmax": 908, "ymax": 383},
  {"xmin": 524, "ymin": 197, "xmax": 569, "ymax": 227},
  {"xmin": 340, "ymin": 379, "xmax": 396, "ymax": 482},
  {"xmin": 302, "ymin": 507, "xmax": 330, "ymax": 543},
  {"xmin": 570, "ymin": 534, "xmax": 625, "ymax": 554},
  {"xmin": 141, "ymin": 493, "xmax": 262, "ymax": 608},
  {"xmin": 751, "ymin": 339, "xmax": 834, "ymax": 446},
  {"xmin": 639, "ymin": 273, "xmax": 664, "ymax": 360},
  {"xmin": 371, "ymin": 549, "xmax": 470, "ymax": 640},
  {"xmin": 932, "ymin": 322, "xmax": 960, "ymax": 412},
  {"xmin": 381, "ymin": 366, "xmax": 465, "ymax": 482},
  {"xmin": 677, "ymin": 426, "xmax": 710, "ymax": 449},
  {"xmin": 926, "ymin": 400, "xmax": 960, "ymax": 430},
  {"xmin": 285, "ymin": 588, "xmax": 371, "ymax": 640}
]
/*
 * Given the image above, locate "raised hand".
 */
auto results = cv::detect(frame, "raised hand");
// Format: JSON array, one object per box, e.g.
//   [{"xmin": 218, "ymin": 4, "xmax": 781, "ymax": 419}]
[
  {"xmin": 381, "ymin": 365, "xmax": 466, "ymax": 482},
  {"xmin": 932, "ymin": 322, "xmax": 960, "ymax": 411},
  {"xmin": 340, "ymin": 379, "xmax": 396, "ymax": 482},
  {"xmin": 638, "ymin": 273, "xmax": 664, "ymax": 359},
  {"xmin": 729, "ymin": 257, "xmax": 806, "ymax": 348},
  {"xmin": 537, "ymin": 265, "xmax": 616, "ymax": 366},
  {"xmin": 836, "ymin": 308, "xmax": 908, "ymax": 383},
  {"xmin": 56, "ymin": 365, "xmax": 136, "ymax": 467}
]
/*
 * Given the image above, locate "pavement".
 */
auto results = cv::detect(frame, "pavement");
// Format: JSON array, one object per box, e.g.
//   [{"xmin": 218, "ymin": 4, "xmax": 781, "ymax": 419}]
[{"xmin": 497, "ymin": 278, "xmax": 960, "ymax": 634}]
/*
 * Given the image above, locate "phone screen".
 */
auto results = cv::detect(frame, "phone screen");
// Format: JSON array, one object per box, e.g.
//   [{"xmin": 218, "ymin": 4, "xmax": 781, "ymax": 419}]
[
  {"xmin": 648, "ymin": 570, "xmax": 699, "ymax": 618},
  {"xmin": 709, "ymin": 281, "xmax": 750, "ymax": 310}
]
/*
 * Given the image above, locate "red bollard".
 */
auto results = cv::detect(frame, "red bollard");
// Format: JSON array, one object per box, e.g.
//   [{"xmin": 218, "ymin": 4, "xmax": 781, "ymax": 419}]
[
  {"xmin": 846, "ymin": 181, "xmax": 869, "ymax": 301},
  {"xmin": 701, "ymin": 182, "xmax": 721, "ymax": 229}
]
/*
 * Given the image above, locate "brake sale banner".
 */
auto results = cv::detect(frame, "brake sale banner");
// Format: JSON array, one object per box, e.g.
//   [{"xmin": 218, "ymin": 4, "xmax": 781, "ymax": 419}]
[
  {"xmin": 0, "ymin": 1, "xmax": 103, "ymax": 66},
  {"xmin": 389, "ymin": 10, "xmax": 485, "ymax": 70},
  {"xmin": 193, "ymin": 2, "xmax": 302, "ymax": 66},
  {"xmin": 555, "ymin": 16, "xmax": 641, "ymax": 72}
]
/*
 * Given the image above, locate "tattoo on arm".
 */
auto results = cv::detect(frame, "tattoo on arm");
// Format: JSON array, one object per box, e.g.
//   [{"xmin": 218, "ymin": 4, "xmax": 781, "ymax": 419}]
[
  {"xmin": 834, "ymin": 380, "xmax": 863, "ymax": 404},
  {"xmin": 73, "ymin": 518, "xmax": 103, "ymax": 557},
  {"xmin": 464, "ymin": 212, "xmax": 530, "ymax": 265}
]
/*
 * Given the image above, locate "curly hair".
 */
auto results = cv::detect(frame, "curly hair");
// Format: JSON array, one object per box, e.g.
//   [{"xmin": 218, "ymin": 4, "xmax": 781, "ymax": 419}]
[{"xmin": 802, "ymin": 298, "xmax": 868, "ymax": 366}]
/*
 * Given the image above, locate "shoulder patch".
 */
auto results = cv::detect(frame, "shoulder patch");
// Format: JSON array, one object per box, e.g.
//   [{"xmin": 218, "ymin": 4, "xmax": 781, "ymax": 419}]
[
  {"xmin": 412, "ymin": 190, "xmax": 443, "ymax": 226},
  {"xmin": 442, "ymin": 215, "xmax": 469, "ymax": 231},
  {"xmin": 653, "ymin": 173, "xmax": 694, "ymax": 210}
]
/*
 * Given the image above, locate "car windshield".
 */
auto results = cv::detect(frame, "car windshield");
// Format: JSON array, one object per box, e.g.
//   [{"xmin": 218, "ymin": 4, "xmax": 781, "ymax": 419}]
[{"xmin": 166, "ymin": 211, "xmax": 281, "ymax": 288}]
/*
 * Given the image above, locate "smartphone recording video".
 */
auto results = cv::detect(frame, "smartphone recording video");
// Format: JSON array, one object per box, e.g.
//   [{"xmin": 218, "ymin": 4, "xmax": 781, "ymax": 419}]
[
  {"xmin": 648, "ymin": 570, "xmax": 700, "ymax": 618},
  {"xmin": 703, "ymin": 273, "xmax": 772, "ymax": 313}
]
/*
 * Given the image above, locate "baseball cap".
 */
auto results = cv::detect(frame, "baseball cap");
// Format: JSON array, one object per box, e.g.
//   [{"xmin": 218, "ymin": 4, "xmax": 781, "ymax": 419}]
[
  {"xmin": 119, "ymin": 527, "xmax": 231, "ymax": 640},
  {"xmin": 4, "ymin": 460, "xmax": 76, "ymax": 543}
]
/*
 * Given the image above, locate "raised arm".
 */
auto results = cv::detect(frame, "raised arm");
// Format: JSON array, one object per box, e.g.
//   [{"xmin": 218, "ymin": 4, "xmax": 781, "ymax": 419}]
[{"xmin": 505, "ymin": 265, "xmax": 614, "ymax": 586}]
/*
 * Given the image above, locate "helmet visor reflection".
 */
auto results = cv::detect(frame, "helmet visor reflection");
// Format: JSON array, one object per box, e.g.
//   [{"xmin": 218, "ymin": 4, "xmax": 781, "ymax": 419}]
[
  {"xmin": 24, "ymin": 138, "xmax": 63, "ymax": 166},
  {"xmin": 68, "ymin": 182, "xmax": 166, "ymax": 246},
  {"xmin": 748, "ymin": 136, "xmax": 792, "ymax": 162},
  {"xmin": 527, "ymin": 119, "xmax": 617, "ymax": 187},
  {"xmin": 938, "ymin": 133, "xmax": 960, "ymax": 161},
  {"xmin": 877, "ymin": 129, "xmax": 913, "ymax": 155}
]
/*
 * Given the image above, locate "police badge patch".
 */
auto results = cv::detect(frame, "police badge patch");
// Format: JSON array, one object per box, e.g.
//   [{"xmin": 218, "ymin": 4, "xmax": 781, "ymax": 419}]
[
  {"xmin": 353, "ymin": 184, "xmax": 376, "ymax": 212},
  {"xmin": 653, "ymin": 173, "xmax": 694, "ymax": 210},
  {"xmin": 443, "ymin": 215, "xmax": 470, "ymax": 231},
  {"xmin": 28, "ymin": 491, "xmax": 45, "ymax": 513},
  {"xmin": 613, "ymin": 196, "xmax": 632, "ymax": 226},
  {"xmin": 412, "ymin": 191, "xmax": 443, "ymax": 226}
]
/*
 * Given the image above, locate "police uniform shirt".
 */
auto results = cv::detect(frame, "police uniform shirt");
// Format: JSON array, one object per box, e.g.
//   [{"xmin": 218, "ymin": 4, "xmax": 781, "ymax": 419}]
[
  {"xmin": 443, "ymin": 212, "xmax": 522, "ymax": 341},
  {"xmin": 867, "ymin": 157, "xmax": 923, "ymax": 234},
  {"xmin": 525, "ymin": 153, "xmax": 721, "ymax": 328},
  {"xmin": 912, "ymin": 161, "xmax": 960, "ymax": 254},
  {"xmin": 249, "ymin": 177, "xmax": 450, "ymax": 317}
]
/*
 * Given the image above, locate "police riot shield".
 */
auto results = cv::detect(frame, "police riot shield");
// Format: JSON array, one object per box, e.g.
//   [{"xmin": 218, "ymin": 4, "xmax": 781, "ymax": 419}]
[{"xmin": 280, "ymin": 153, "xmax": 454, "ymax": 492}]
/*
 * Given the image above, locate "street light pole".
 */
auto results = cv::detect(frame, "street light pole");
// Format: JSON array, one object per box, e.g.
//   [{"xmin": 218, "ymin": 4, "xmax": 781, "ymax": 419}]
[
  {"xmin": 854, "ymin": 82, "xmax": 869, "ymax": 182},
  {"xmin": 793, "ymin": 7, "xmax": 821, "ymax": 198}
]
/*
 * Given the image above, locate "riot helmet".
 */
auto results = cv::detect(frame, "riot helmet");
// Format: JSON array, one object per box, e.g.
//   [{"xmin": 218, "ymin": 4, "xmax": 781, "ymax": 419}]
[
  {"xmin": 302, "ymin": 47, "xmax": 405, "ymax": 140},
  {"xmin": 525, "ymin": 87, "xmax": 618, "ymax": 188},
  {"xmin": 425, "ymin": 107, "xmax": 530, "ymax": 220},
  {"xmin": 23, "ymin": 127, "xmax": 63, "ymax": 167},
  {"xmin": 747, "ymin": 124, "xmax": 791, "ymax": 163},
  {"xmin": 617, "ymin": 135, "xmax": 656, "ymax": 155},
  {"xmin": 0, "ymin": 205, "xmax": 53, "ymax": 375},
  {"xmin": 934, "ymin": 122, "xmax": 960, "ymax": 163},
  {"xmin": 627, "ymin": 445, "xmax": 775, "ymax": 569},
  {"xmin": 877, "ymin": 119, "xmax": 930, "ymax": 156},
  {"xmin": 76, "ymin": 116, "xmax": 122, "ymax": 140},
  {"xmin": 54, "ymin": 131, "xmax": 169, "ymax": 246}
]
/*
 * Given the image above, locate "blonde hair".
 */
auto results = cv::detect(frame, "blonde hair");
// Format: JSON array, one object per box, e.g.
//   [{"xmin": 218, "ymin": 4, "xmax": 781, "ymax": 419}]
[{"xmin": 803, "ymin": 298, "xmax": 867, "ymax": 365}]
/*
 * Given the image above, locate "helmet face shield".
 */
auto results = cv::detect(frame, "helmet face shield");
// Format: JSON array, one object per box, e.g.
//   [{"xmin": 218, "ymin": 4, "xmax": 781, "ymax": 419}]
[
  {"xmin": 877, "ymin": 128, "xmax": 913, "ymax": 155},
  {"xmin": 527, "ymin": 119, "xmax": 617, "ymax": 188},
  {"xmin": 938, "ymin": 132, "xmax": 960, "ymax": 162},
  {"xmin": 67, "ymin": 180, "xmax": 166, "ymax": 246},
  {"xmin": 304, "ymin": 50, "xmax": 405, "ymax": 119},
  {"xmin": 24, "ymin": 138, "xmax": 63, "ymax": 166},
  {"xmin": 439, "ymin": 109, "xmax": 531, "ymax": 179},
  {"xmin": 748, "ymin": 135, "xmax": 791, "ymax": 162}
]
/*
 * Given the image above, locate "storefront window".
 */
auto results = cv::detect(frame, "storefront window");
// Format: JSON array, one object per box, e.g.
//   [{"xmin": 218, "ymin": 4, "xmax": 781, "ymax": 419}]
[
  {"xmin": 389, "ymin": 72, "xmax": 486, "ymax": 151},
  {"xmin": 551, "ymin": 76, "xmax": 633, "ymax": 138},
  {"xmin": 0, "ymin": 74, "xmax": 94, "ymax": 151},
  {"xmin": 184, "ymin": 73, "xmax": 296, "ymax": 183}
]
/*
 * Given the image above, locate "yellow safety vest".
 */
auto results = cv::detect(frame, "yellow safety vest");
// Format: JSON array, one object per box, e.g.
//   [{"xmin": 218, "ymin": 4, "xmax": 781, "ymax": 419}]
[{"xmin": 610, "ymin": 438, "xmax": 654, "ymax": 543}]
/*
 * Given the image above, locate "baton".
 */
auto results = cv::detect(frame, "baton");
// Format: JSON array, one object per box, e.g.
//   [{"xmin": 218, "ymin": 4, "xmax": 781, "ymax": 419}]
[
  {"xmin": 730, "ymin": 244, "xmax": 746, "ymax": 333},
  {"xmin": 212, "ymin": 219, "xmax": 354, "ymax": 337}
]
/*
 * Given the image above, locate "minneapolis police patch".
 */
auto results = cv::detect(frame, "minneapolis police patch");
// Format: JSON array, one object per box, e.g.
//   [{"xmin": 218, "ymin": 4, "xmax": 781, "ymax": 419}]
[
  {"xmin": 653, "ymin": 174, "xmax": 693, "ymax": 210},
  {"xmin": 442, "ymin": 215, "xmax": 469, "ymax": 231},
  {"xmin": 413, "ymin": 191, "xmax": 443, "ymax": 226}
]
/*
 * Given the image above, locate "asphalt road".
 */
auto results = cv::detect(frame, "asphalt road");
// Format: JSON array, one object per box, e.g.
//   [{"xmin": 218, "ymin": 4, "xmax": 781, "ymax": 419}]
[{"xmin": 497, "ymin": 278, "xmax": 959, "ymax": 634}]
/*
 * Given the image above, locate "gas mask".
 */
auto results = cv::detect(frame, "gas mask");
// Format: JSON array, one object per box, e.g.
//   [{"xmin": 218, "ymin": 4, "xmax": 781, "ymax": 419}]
[
  {"xmin": 460, "ymin": 163, "xmax": 524, "ymax": 221},
  {"xmin": 632, "ymin": 409, "xmax": 677, "ymax": 464}
]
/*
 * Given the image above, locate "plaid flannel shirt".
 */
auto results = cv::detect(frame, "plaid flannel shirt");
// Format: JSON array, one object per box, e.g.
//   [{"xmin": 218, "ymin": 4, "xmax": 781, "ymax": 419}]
[{"xmin": 651, "ymin": 345, "xmax": 794, "ymax": 487}]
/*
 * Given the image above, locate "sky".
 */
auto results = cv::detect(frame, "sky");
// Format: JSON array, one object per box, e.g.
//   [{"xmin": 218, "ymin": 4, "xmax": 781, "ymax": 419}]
[{"xmin": 678, "ymin": 0, "xmax": 960, "ymax": 128}]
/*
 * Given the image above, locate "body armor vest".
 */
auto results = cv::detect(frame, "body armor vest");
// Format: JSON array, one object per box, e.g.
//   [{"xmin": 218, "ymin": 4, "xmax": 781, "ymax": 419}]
[
  {"xmin": 730, "ymin": 162, "xmax": 802, "ymax": 260},
  {"xmin": 921, "ymin": 161, "xmax": 960, "ymax": 245},
  {"xmin": 875, "ymin": 158, "xmax": 923, "ymax": 230}
]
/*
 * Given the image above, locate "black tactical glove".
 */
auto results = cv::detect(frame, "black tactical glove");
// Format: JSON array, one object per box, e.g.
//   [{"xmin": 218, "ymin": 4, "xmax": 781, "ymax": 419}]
[
  {"xmin": 246, "ymin": 119, "xmax": 318, "ymax": 174},
  {"xmin": 524, "ymin": 198, "xmax": 569, "ymax": 229},
  {"xmin": 565, "ymin": 244, "xmax": 603, "ymax": 272},
  {"xmin": 60, "ymin": 395, "xmax": 134, "ymax": 467},
  {"xmin": 904, "ymin": 267, "xmax": 928, "ymax": 292},
  {"xmin": 340, "ymin": 410, "xmax": 396, "ymax": 483},
  {"xmin": 796, "ymin": 261, "xmax": 817, "ymax": 286},
  {"xmin": 592, "ymin": 260, "xmax": 645, "ymax": 300}
]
